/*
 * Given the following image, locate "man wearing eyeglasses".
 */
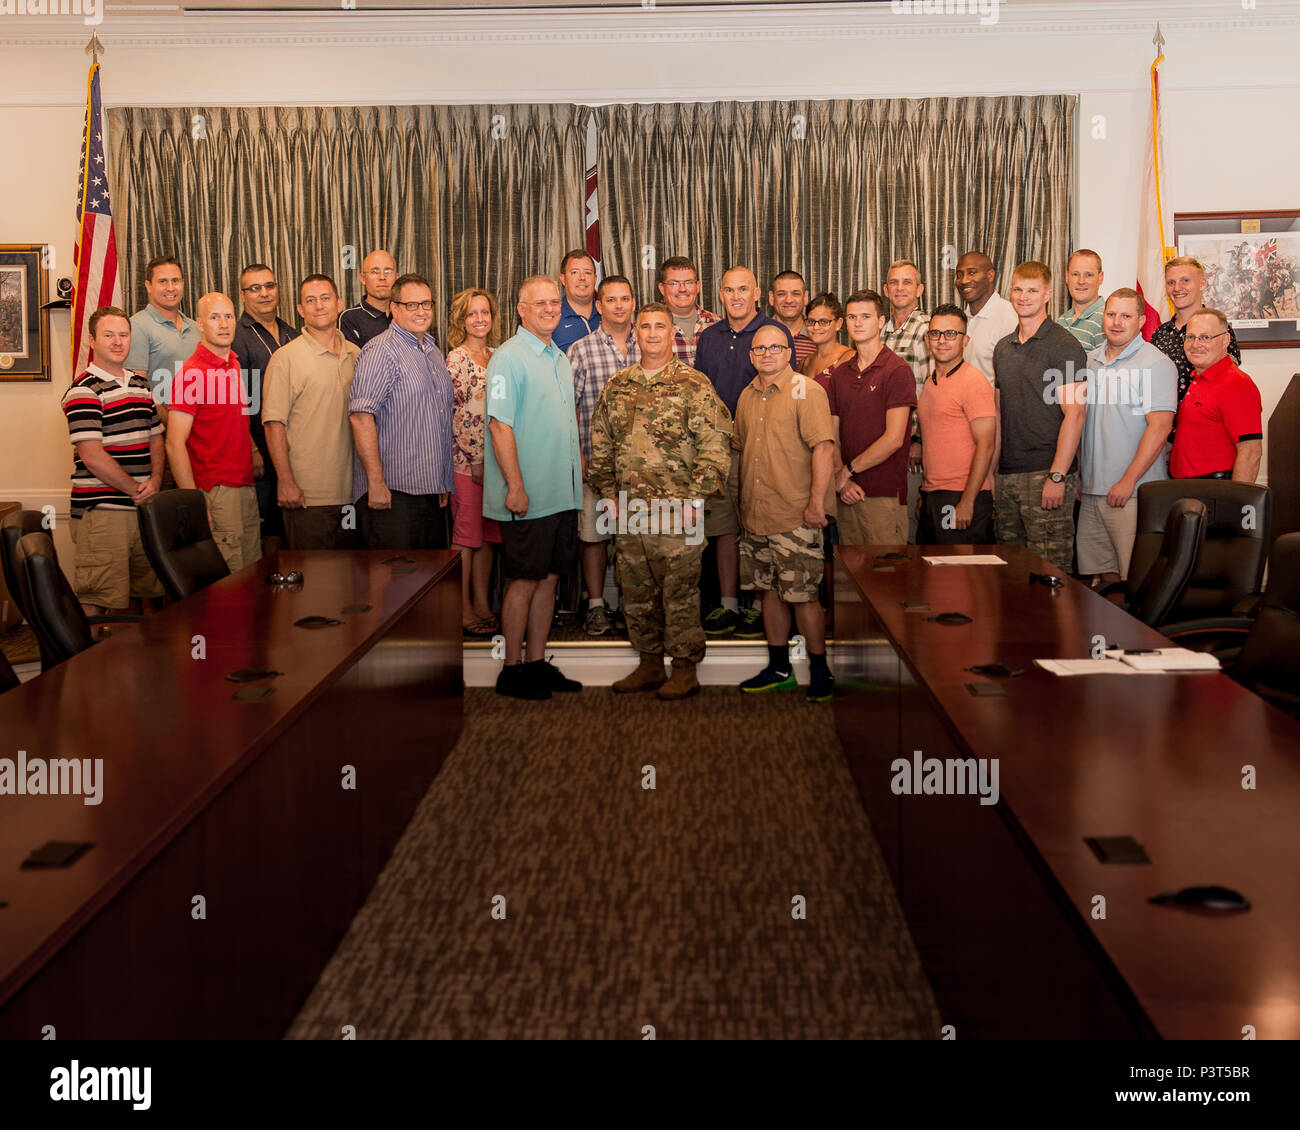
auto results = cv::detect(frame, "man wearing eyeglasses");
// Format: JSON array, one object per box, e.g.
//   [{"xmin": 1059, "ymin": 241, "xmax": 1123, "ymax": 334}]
[
  {"xmin": 232, "ymin": 263, "xmax": 300, "ymax": 550},
  {"xmin": 734, "ymin": 324, "xmax": 836, "ymax": 702},
  {"xmin": 348, "ymin": 273, "xmax": 455, "ymax": 551},
  {"xmin": 828, "ymin": 289, "xmax": 916, "ymax": 548},
  {"xmin": 340, "ymin": 249, "xmax": 398, "ymax": 349},
  {"xmin": 915, "ymin": 305, "xmax": 997, "ymax": 545},
  {"xmin": 656, "ymin": 255, "xmax": 718, "ymax": 367},
  {"xmin": 1169, "ymin": 309, "xmax": 1262, "ymax": 483}
]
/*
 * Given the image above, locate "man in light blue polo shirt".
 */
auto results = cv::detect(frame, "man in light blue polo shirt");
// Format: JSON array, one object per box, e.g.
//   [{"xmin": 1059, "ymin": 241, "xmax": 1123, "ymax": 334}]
[
  {"xmin": 1078, "ymin": 287, "xmax": 1177, "ymax": 585},
  {"xmin": 124, "ymin": 255, "xmax": 201, "ymax": 418},
  {"xmin": 484, "ymin": 274, "xmax": 584, "ymax": 700}
]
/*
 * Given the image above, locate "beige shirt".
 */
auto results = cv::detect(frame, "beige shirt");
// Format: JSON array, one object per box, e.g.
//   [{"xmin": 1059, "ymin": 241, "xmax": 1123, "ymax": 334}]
[
  {"xmin": 261, "ymin": 330, "xmax": 360, "ymax": 506},
  {"xmin": 732, "ymin": 365, "xmax": 835, "ymax": 536}
]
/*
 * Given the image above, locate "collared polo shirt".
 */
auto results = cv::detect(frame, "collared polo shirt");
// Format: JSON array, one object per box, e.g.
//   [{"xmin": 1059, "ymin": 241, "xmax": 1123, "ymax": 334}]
[
  {"xmin": 1081, "ymin": 337, "xmax": 1176, "ymax": 495},
  {"xmin": 882, "ymin": 306, "xmax": 931, "ymax": 402},
  {"xmin": 917, "ymin": 360, "xmax": 996, "ymax": 494},
  {"xmin": 348, "ymin": 324, "xmax": 455, "ymax": 501},
  {"xmin": 62, "ymin": 363, "xmax": 162, "ymax": 516},
  {"xmin": 123, "ymin": 304, "xmax": 202, "ymax": 400},
  {"xmin": 1170, "ymin": 355, "xmax": 1262, "ymax": 479},
  {"xmin": 233, "ymin": 311, "xmax": 300, "ymax": 452},
  {"xmin": 482, "ymin": 327, "xmax": 583, "ymax": 522},
  {"xmin": 993, "ymin": 317, "xmax": 1088, "ymax": 474},
  {"xmin": 826, "ymin": 345, "xmax": 917, "ymax": 502},
  {"xmin": 964, "ymin": 291, "xmax": 1018, "ymax": 387},
  {"xmin": 733, "ymin": 366, "xmax": 835, "ymax": 536},
  {"xmin": 569, "ymin": 326, "xmax": 639, "ymax": 461},
  {"xmin": 554, "ymin": 295, "xmax": 601, "ymax": 354},
  {"xmin": 695, "ymin": 312, "xmax": 798, "ymax": 416},
  {"xmin": 1058, "ymin": 297, "xmax": 1105, "ymax": 353},
  {"xmin": 339, "ymin": 297, "xmax": 392, "ymax": 350},
  {"xmin": 672, "ymin": 306, "xmax": 720, "ymax": 367},
  {"xmin": 262, "ymin": 330, "xmax": 360, "ymax": 506},
  {"xmin": 170, "ymin": 343, "xmax": 254, "ymax": 491},
  {"xmin": 1151, "ymin": 314, "xmax": 1243, "ymax": 403}
]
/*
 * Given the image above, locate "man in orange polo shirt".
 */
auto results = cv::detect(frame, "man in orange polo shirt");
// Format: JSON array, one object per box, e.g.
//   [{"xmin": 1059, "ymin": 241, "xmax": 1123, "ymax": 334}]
[
  {"xmin": 916, "ymin": 304, "xmax": 998, "ymax": 544},
  {"xmin": 1170, "ymin": 309, "xmax": 1263, "ymax": 483}
]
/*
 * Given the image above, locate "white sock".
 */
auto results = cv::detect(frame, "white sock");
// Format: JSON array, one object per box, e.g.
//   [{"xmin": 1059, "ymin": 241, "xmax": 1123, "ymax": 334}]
[
  {"xmin": 588, "ymin": 597, "xmax": 605, "ymax": 610},
  {"xmin": 721, "ymin": 597, "xmax": 739, "ymax": 613}
]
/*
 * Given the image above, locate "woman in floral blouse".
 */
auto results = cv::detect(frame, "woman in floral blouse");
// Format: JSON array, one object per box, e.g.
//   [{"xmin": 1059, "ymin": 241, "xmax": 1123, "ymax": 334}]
[{"xmin": 446, "ymin": 288, "xmax": 503, "ymax": 637}]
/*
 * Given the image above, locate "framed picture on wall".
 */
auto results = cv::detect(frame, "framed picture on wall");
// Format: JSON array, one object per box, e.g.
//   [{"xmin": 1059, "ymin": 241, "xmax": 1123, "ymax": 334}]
[
  {"xmin": 0, "ymin": 244, "xmax": 52, "ymax": 381},
  {"xmin": 1174, "ymin": 210, "xmax": 1300, "ymax": 348}
]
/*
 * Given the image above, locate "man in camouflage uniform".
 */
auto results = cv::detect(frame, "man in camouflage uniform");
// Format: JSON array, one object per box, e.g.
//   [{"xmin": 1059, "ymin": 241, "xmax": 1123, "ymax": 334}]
[{"xmin": 588, "ymin": 302, "xmax": 732, "ymax": 699}]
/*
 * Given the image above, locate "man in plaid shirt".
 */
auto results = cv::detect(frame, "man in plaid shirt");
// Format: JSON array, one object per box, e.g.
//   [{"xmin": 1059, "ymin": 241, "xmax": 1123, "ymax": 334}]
[
  {"xmin": 569, "ymin": 274, "xmax": 639, "ymax": 636},
  {"xmin": 656, "ymin": 255, "xmax": 719, "ymax": 366},
  {"xmin": 881, "ymin": 259, "xmax": 931, "ymax": 542}
]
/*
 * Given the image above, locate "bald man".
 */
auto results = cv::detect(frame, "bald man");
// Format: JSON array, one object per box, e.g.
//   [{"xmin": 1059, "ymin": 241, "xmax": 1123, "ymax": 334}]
[
  {"xmin": 340, "ymin": 249, "xmax": 397, "ymax": 349},
  {"xmin": 167, "ymin": 292, "xmax": 262, "ymax": 570},
  {"xmin": 694, "ymin": 265, "xmax": 796, "ymax": 637},
  {"xmin": 955, "ymin": 251, "xmax": 1018, "ymax": 385}
]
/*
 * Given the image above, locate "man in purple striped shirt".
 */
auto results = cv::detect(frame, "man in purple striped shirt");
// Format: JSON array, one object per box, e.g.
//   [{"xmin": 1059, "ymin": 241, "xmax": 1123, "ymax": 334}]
[{"xmin": 348, "ymin": 274, "xmax": 456, "ymax": 550}]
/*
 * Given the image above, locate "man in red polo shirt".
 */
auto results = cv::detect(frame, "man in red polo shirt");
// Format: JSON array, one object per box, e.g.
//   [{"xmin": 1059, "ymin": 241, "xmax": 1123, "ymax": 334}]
[
  {"xmin": 828, "ymin": 288, "xmax": 916, "ymax": 545},
  {"xmin": 166, "ymin": 292, "xmax": 262, "ymax": 570},
  {"xmin": 1170, "ymin": 309, "xmax": 1263, "ymax": 483}
]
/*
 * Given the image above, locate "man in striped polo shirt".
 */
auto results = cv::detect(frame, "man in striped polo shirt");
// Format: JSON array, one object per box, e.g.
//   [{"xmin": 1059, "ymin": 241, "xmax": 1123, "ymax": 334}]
[
  {"xmin": 61, "ymin": 306, "xmax": 165, "ymax": 617},
  {"xmin": 348, "ymin": 273, "xmax": 455, "ymax": 550}
]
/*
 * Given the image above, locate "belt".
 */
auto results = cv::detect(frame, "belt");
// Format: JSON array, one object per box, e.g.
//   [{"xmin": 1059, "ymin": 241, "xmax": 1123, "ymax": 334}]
[{"xmin": 1195, "ymin": 470, "xmax": 1232, "ymax": 480}]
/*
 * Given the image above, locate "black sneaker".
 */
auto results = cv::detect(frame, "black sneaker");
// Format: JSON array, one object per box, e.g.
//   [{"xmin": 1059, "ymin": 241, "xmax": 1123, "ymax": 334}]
[
  {"xmin": 496, "ymin": 662, "xmax": 550, "ymax": 700},
  {"xmin": 806, "ymin": 667, "xmax": 835, "ymax": 703},
  {"xmin": 531, "ymin": 658, "xmax": 582, "ymax": 692}
]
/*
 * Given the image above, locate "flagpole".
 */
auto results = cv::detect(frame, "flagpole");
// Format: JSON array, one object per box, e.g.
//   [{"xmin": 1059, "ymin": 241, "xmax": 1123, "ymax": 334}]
[{"xmin": 1150, "ymin": 24, "xmax": 1171, "ymax": 286}]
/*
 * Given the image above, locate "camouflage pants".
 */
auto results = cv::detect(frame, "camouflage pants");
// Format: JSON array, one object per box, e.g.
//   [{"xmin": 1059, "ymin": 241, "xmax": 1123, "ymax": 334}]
[
  {"xmin": 614, "ymin": 532, "xmax": 706, "ymax": 662},
  {"xmin": 994, "ymin": 470, "xmax": 1077, "ymax": 572}
]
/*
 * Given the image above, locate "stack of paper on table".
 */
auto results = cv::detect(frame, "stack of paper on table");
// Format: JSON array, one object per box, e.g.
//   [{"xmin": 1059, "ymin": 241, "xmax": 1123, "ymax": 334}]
[
  {"xmin": 922, "ymin": 555, "xmax": 1008, "ymax": 566},
  {"xmin": 1034, "ymin": 658, "xmax": 1137, "ymax": 676},
  {"xmin": 1107, "ymin": 648, "xmax": 1221, "ymax": 672}
]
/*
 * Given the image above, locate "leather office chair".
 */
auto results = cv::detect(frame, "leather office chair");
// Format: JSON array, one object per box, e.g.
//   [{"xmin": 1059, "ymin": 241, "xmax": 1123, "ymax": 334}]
[
  {"xmin": 137, "ymin": 490, "xmax": 231, "ymax": 601},
  {"xmin": 1119, "ymin": 480, "xmax": 1270, "ymax": 620},
  {"xmin": 13, "ymin": 532, "xmax": 101, "ymax": 665},
  {"xmin": 1168, "ymin": 533, "xmax": 1300, "ymax": 716},
  {"xmin": 0, "ymin": 648, "xmax": 19, "ymax": 694},
  {"xmin": 1125, "ymin": 498, "xmax": 1207, "ymax": 628}
]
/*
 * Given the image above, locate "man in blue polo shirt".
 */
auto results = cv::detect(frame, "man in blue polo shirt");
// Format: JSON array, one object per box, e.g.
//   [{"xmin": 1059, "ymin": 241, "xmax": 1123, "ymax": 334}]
[
  {"xmin": 484, "ymin": 275, "xmax": 584, "ymax": 700},
  {"xmin": 124, "ymin": 255, "xmax": 201, "ymax": 416},
  {"xmin": 552, "ymin": 249, "xmax": 601, "ymax": 353},
  {"xmin": 693, "ymin": 265, "xmax": 796, "ymax": 638}
]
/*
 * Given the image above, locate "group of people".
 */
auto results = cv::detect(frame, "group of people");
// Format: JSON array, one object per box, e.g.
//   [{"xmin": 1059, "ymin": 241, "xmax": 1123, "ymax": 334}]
[{"xmin": 62, "ymin": 243, "xmax": 1264, "ymax": 703}]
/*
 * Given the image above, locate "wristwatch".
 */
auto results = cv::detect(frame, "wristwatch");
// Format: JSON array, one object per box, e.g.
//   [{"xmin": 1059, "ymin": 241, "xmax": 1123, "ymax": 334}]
[{"xmin": 1048, "ymin": 471, "xmax": 1065, "ymax": 484}]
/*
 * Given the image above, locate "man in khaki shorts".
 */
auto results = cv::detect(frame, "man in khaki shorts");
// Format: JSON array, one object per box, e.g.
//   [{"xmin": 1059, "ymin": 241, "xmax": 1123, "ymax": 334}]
[
  {"xmin": 733, "ymin": 324, "xmax": 836, "ymax": 703},
  {"xmin": 167, "ymin": 293, "xmax": 262, "ymax": 571},
  {"xmin": 61, "ymin": 306, "xmax": 165, "ymax": 619}
]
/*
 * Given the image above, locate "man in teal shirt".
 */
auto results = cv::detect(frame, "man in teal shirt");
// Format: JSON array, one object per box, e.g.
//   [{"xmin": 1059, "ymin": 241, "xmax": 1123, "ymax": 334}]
[
  {"xmin": 484, "ymin": 275, "xmax": 584, "ymax": 700},
  {"xmin": 1057, "ymin": 249, "xmax": 1106, "ymax": 352},
  {"xmin": 124, "ymin": 255, "xmax": 202, "ymax": 417}
]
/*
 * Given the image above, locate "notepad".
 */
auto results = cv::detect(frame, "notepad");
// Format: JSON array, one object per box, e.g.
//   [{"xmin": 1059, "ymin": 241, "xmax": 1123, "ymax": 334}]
[
  {"xmin": 922, "ymin": 555, "xmax": 1008, "ymax": 566},
  {"xmin": 1034, "ymin": 658, "xmax": 1138, "ymax": 676},
  {"xmin": 1113, "ymin": 648, "xmax": 1221, "ymax": 672}
]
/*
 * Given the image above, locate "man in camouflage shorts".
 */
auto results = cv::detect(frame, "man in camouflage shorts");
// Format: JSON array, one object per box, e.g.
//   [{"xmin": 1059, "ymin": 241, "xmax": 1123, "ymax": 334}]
[
  {"xmin": 733, "ymin": 324, "xmax": 837, "ymax": 702},
  {"xmin": 588, "ymin": 302, "xmax": 732, "ymax": 699}
]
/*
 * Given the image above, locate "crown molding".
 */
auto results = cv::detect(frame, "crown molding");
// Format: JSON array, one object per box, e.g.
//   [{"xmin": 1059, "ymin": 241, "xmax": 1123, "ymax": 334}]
[{"xmin": 1, "ymin": 1, "xmax": 1295, "ymax": 48}]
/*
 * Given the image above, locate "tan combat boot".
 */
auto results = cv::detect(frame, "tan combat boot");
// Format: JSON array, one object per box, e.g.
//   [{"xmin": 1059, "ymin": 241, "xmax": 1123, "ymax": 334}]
[
  {"xmin": 656, "ymin": 657, "xmax": 700, "ymax": 700},
  {"xmin": 613, "ymin": 652, "xmax": 667, "ymax": 693}
]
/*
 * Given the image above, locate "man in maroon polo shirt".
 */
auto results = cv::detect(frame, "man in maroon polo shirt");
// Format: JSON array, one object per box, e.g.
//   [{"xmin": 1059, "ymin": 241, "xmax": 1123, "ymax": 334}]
[
  {"xmin": 1169, "ymin": 309, "xmax": 1263, "ymax": 483},
  {"xmin": 166, "ymin": 292, "xmax": 262, "ymax": 570},
  {"xmin": 828, "ymin": 289, "xmax": 917, "ymax": 545}
]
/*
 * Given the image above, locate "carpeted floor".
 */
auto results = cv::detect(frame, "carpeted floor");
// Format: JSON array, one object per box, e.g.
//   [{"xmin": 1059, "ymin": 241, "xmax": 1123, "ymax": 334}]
[{"xmin": 287, "ymin": 687, "xmax": 939, "ymax": 1040}]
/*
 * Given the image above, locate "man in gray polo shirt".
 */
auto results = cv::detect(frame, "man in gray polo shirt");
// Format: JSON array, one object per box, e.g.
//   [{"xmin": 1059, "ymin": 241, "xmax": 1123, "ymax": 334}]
[
  {"xmin": 993, "ymin": 260, "xmax": 1088, "ymax": 572},
  {"xmin": 124, "ymin": 255, "xmax": 202, "ymax": 419},
  {"xmin": 1078, "ymin": 288, "xmax": 1176, "ymax": 584}
]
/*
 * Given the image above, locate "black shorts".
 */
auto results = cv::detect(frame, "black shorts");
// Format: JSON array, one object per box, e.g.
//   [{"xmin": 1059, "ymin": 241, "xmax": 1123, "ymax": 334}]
[
  {"xmin": 499, "ymin": 509, "xmax": 579, "ymax": 581},
  {"xmin": 917, "ymin": 489, "xmax": 995, "ymax": 545}
]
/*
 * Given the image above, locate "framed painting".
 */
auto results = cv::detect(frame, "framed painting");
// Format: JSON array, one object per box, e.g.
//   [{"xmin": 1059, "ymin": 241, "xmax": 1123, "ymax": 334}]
[{"xmin": 0, "ymin": 244, "xmax": 51, "ymax": 380}]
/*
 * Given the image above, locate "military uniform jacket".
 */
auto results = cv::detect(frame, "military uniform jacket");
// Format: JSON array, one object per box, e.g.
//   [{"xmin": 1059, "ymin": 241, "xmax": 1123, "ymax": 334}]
[{"xmin": 588, "ymin": 358, "xmax": 732, "ymax": 504}]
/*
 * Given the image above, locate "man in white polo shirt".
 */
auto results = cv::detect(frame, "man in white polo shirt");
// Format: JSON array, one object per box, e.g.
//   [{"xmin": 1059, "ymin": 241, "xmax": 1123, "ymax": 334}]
[
  {"xmin": 955, "ymin": 250, "xmax": 1017, "ymax": 385},
  {"xmin": 262, "ymin": 273, "xmax": 363, "ymax": 550}
]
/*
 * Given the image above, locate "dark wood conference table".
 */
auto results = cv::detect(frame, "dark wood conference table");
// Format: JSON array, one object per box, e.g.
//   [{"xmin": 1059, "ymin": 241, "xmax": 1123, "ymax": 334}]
[
  {"xmin": 0, "ymin": 549, "xmax": 462, "ymax": 1039},
  {"xmin": 833, "ymin": 544, "xmax": 1300, "ymax": 1040}
]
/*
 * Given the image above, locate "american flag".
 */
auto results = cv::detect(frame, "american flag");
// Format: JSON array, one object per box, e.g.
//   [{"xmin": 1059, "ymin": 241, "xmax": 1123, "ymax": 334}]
[{"xmin": 71, "ymin": 62, "xmax": 122, "ymax": 376}]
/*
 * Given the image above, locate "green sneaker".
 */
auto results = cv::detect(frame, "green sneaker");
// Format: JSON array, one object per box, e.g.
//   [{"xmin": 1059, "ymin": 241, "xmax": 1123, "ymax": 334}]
[
  {"xmin": 704, "ymin": 606, "xmax": 739, "ymax": 636},
  {"xmin": 740, "ymin": 665, "xmax": 798, "ymax": 694},
  {"xmin": 734, "ymin": 605, "xmax": 765, "ymax": 639},
  {"xmin": 806, "ymin": 667, "xmax": 835, "ymax": 703}
]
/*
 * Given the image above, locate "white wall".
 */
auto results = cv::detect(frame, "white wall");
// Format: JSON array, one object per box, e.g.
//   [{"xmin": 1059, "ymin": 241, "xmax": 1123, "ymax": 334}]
[{"xmin": 2, "ymin": 0, "xmax": 1297, "ymax": 516}]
